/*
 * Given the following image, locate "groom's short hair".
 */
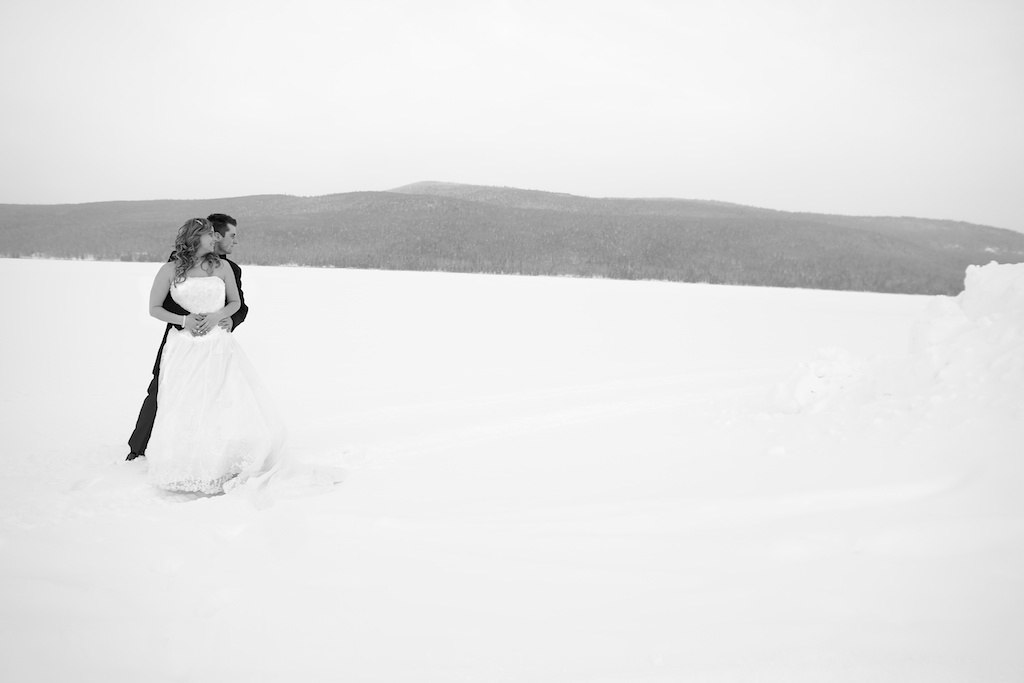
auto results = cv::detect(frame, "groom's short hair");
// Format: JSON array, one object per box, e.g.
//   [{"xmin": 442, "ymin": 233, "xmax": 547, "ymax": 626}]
[{"xmin": 207, "ymin": 213, "xmax": 237, "ymax": 236}]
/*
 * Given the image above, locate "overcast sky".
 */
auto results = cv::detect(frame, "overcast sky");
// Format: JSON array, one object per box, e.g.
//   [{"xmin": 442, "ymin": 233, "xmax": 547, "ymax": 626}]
[{"xmin": 2, "ymin": 0, "xmax": 1022, "ymax": 230}]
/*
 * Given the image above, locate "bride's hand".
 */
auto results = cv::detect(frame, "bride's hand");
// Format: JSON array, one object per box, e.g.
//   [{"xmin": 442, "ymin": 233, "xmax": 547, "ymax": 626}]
[
  {"xmin": 184, "ymin": 313, "xmax": 206, "ymax": 335},
  {"xmin": 196, "ymin": 314, "xmax": 223, "ymax": 336}
]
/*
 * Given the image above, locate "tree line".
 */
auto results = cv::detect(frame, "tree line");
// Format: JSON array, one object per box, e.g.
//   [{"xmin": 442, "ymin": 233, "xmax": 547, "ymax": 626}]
[{"xmin": 2, "ymin": 188, "xmax": 1023, "ymax": 295}]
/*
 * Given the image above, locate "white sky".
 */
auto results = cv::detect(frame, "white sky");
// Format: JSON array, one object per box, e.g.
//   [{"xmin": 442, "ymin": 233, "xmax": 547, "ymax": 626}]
[{"xmin": 2, "ymin": 0, "xmax": 1022, "ymax": 230}]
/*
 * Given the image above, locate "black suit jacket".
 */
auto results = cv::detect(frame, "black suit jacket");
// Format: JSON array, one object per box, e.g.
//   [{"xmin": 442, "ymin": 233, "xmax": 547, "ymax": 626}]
[{"xmin": 152, "ymin": 254, "xmax": 249, "ymax": 374}]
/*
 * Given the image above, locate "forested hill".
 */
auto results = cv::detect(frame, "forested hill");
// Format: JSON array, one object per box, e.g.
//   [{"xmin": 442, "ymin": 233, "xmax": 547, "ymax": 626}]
[{"xmin": 2, "ymin": 182, "xmax": 1022, "ymax": 294}]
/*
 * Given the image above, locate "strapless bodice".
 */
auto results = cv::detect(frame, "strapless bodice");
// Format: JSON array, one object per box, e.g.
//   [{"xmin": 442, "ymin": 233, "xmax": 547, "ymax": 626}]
[{"xmin": 171, "ymin": 277, "xmax": 225, "ymax": 314}]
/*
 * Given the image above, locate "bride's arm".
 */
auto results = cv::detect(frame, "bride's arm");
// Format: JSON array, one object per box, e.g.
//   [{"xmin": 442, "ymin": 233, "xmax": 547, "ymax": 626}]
[
  {"xmin": 196, "ymin": 261, "xmax": 242, "ymax": 333},
  {"xmin": 149, "ymin": 262, "xmax": 201, "ymax": 327}
]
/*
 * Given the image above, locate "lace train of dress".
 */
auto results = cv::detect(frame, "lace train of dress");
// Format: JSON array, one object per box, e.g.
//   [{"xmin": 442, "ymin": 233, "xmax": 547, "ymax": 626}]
[{"xmin": 146, "ymin": 276, "xmax": 287, "ymax": 494}]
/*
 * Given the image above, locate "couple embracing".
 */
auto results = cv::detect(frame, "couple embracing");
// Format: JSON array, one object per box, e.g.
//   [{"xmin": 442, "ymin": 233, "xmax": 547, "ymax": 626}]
[{"xmin": 127, "ymin": 214, "xmax": 286, "ymax": 494}]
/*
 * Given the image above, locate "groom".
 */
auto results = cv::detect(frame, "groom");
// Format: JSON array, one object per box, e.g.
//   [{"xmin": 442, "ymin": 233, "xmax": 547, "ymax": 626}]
[{"xmin": 126, "ymin": 213, "xmax": 250, "ymax": 461}]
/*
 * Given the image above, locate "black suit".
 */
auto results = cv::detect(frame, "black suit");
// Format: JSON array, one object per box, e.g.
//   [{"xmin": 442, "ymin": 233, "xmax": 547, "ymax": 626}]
[{"xmin": 127, "ymin": 256, "xmax": 249, "ymax": 456}]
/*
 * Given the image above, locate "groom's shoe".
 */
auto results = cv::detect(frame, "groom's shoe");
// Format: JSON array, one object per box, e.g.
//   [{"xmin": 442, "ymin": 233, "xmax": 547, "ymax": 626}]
[{"xmin": 126, "ymin": 452, "xmax": 145, "ymax": 461}]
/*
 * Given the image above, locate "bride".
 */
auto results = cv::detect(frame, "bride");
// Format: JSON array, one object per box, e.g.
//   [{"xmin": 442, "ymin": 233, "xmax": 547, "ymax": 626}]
[{"xmin": 146, "ymin": 218, "xmax": 286, "ymax": 494}]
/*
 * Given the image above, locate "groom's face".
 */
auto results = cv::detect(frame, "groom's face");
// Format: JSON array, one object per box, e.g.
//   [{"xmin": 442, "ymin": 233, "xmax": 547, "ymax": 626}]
[{"xmin": 217, "ymin": 225, "xmax": 238, "ymax": 256}]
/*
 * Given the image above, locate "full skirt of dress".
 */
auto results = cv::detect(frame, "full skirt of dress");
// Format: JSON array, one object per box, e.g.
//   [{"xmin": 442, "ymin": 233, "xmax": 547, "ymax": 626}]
[{"xmin": 147, "ymin": 326, "xmax": 287, "ymax": 494}]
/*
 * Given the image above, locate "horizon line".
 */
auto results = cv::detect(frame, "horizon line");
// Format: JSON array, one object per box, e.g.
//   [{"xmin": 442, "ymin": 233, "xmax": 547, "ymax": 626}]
[{"xmin": 0, "ymin": 180, "xmax": 1014, "ymax": 232}]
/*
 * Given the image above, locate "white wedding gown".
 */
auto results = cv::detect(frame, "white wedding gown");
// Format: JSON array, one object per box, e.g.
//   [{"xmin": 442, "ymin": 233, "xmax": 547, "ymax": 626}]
[{"xmin": 147, "ymin": 276, "xmax": 287, "ymax": 494}]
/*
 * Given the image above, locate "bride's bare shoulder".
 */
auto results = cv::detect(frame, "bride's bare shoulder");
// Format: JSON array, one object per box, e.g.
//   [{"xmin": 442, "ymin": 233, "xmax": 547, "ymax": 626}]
[{"xmin": 213, "ymin": 259, "xmax": 235, "ymax": 282}]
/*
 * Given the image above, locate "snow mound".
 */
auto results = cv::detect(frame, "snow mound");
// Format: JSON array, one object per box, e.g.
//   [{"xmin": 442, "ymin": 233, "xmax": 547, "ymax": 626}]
[
  {"xmin": 907, "ymin": 262, "xmax": 1024, "ymax": 409},
  {"xmin": 777, "ymin": 262, "xmax": 1024, "ymax": 414}
]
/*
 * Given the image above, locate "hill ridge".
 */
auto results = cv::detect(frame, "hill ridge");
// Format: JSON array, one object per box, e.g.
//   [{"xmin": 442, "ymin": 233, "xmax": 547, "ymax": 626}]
[
  {"xmin": 388, "ymin": 181, "xmax": 1009, "ymax": 228},
  {"xmin": 2, "ymin": 182, "xmax": 1023, "ymax": 294}
]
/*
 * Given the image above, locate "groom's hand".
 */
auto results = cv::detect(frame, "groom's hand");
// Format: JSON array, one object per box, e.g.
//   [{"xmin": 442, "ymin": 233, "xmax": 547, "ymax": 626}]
[{"xmin": 218, "ymin": 318, "xmax": 234, "ymax": 332}]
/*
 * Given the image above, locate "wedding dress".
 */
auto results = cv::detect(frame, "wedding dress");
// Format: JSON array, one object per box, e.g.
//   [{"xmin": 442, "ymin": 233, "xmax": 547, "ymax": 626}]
[{"xmin": 146, "ymin": 276, "xmax": 287, "ymax": 494}]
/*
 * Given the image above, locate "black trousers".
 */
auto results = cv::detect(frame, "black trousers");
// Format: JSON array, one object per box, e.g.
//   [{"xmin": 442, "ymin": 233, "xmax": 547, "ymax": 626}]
[
  {"xmin": 128, "ymin": 373, "xmax": 160, "ymax": 455},
  {"xmin": 128, "ymin": 328, "xmax": 171, "ymax": 455}
]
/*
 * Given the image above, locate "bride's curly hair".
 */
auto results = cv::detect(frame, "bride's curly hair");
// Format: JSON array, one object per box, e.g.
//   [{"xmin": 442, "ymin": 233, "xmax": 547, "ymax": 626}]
[{"xmin": 172, "ymin": 217, "xmax": 220, "ymax": 285}]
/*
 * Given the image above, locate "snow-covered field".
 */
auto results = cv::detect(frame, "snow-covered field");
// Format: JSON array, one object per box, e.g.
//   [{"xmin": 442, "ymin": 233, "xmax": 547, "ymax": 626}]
[{"xmin": 1, "ymin": 257, "xmax": 1022, "ymax": 682}]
